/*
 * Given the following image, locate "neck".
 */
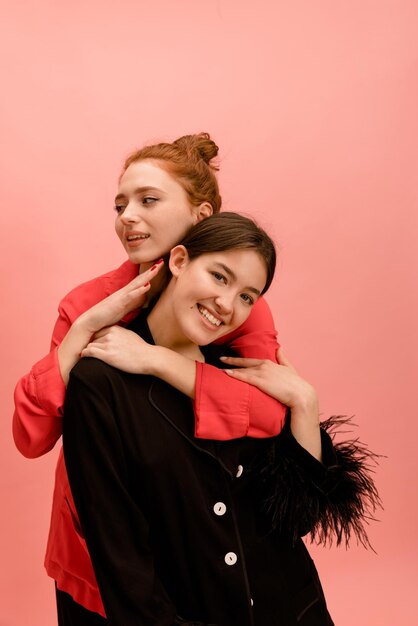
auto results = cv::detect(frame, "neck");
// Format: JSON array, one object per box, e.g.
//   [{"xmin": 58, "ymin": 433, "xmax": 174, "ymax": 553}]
[{"xmin": 147, "ymin": 281, "xmax": 204, "ymax": 362}]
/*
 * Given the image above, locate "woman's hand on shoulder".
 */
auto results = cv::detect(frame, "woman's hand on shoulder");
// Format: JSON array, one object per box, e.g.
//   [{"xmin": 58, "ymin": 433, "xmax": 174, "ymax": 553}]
[
  {"xmin": 221, "ymin": 349, "xmax": 321, "ymax": 459},
  {"xmin": 220, "ymin": 349, "xmax": 317, "ymax": 412},
  {"xmin": 81, "ymin": 326, "xmax": 159, "ymax": 375}
]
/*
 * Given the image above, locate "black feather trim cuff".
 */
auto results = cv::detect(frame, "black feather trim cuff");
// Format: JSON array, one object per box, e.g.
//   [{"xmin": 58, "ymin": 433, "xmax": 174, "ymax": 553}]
[{"xmin": 259, "ymin": 415, "xmax": 383, "ymax": 550}]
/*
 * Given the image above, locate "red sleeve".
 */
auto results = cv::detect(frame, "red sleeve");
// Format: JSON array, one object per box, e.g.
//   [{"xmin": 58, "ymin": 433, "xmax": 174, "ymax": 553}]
[
  {"xmin": 13, "ymin": 303, "xmax": 72, "ymax": 458},
  {"xmin": 12, "ymin": 261, "xmax": 138, "ymax": 458},
  {"xmin": 193, "ymin": 297, "xmax": 287, "ymax": 440}
]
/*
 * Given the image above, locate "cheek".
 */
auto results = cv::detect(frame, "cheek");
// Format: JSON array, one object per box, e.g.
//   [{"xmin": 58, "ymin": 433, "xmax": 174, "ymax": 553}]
[
  {"xmin": 193, "ymin": 274, "xmax": 215, "ymax": 298},
  {"xmin": 233, "ymin": 303, "xmax": 252, "ymax": 327},
  {"xmin": 153, "ymin": 213, "xmax": 188, "ymax": 240},
  {"xmin": 170, "ymin": 206, "xmax": 197, "ymax": 230},
  {"xmin": 174, "ymin": 276, "xmax": 201, "ymax": 308}
]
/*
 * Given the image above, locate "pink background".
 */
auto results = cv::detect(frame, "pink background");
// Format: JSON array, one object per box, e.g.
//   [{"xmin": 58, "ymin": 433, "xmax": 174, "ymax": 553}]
[{"xmin": 1, "ymin": 1, "xmax": 417, "ymax": 624}]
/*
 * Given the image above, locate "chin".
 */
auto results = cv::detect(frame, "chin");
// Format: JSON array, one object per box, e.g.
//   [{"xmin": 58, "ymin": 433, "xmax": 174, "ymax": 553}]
[
  {"xmin": 126, "ymin": 250, "xmax": 151, "ymax": 265},
  {"xmin": 194, "ymin": 328, "xmax": 225, "ymax": 346},
  {"xmin": 183, "ymin": 327, "xmax": 214, "ymax": 347}
]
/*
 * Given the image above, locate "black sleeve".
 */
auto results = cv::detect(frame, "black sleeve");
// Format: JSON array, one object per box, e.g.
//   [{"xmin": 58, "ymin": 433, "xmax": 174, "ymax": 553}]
[
  {"xmin": 63, "ymin": 358, "xmax": 179, "ymax": 626},
  {"xmin": 259, "ymin": 415, "xmax": 382, "ymax": 549}
]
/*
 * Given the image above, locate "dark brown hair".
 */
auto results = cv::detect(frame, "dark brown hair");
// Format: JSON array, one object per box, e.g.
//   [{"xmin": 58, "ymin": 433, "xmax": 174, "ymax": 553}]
[
  {"xmin": 179, "ymin": 212, "xmax": 276, "ymax": 294},
  {"xmin": 122, "ymin": 133, "xmax": 222, "ymax": 213}
]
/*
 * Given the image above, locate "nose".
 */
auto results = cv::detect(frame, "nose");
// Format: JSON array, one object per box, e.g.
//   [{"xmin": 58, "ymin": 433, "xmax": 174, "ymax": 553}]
[
  {"xmin": 214, "ymin": 291, "xmax": 234, "ymax": 317},
  {"xmin": 120, "ymin": 202, "xmax": 141, "ymax": 225}
]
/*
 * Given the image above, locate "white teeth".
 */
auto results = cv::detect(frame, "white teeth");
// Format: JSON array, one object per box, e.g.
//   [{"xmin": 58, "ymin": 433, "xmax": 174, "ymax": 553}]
[
  {"xmin": 198, "ymin": 305, "xmax": 222, "ymax": 327},
  {"xmin": 127, "ymin": 234, "xmax": 149, "ymax": 241}
]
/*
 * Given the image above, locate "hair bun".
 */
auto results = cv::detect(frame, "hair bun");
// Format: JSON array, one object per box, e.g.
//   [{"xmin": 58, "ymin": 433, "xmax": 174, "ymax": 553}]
[{"xmin": 173, "ymin": 133, "xmax": 219, "ymax": 169}]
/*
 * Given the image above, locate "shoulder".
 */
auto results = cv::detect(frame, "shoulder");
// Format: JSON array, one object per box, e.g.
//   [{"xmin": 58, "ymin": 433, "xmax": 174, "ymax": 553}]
[
  {"xmin": 68, "ymin": 356, "xmax": 141, "ymax": 399},
  {"xmin": 58, "ymin": 260, "xmax": 138, "ymax": 319},
  {"xmin": 70, "ymin": 356, "xmax": 120, "ymax": 386},
  {"xmin": 67, "ymin": 358, "xmax": 155, "ymax": 420}
]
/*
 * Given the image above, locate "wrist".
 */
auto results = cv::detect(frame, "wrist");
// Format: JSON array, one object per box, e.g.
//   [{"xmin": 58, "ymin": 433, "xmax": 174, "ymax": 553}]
[
  {"xmin": 288, "ymin": 382, "xmax": 319, "ymax": 414},
  {"xmin": 145, "ymin": 345, "xmax": 168, "ymax": 377},
  {"xmin": 73, "ymin": 312, "xmax": 99, "ymax": 336},
  {"xmin": 290, "ymin": 400, "xmax": 320, "ymax": 441}
]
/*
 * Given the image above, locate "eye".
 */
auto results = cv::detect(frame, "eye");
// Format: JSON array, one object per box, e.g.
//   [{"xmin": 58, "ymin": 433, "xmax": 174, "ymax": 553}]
[
  {"xmin": 114, "ymin": 204, "xmax": 126, "ymax": 214},
  {"xmin": 142, "ymin": 196, "xmax": 158, "ymax": 205},
  {"xmin": 240, "ymin": 293, "xmax": 255, "ymax": 305},
  {"xmin": 211, "ymin": 271, "xmax": 227, "ymax": 284}
]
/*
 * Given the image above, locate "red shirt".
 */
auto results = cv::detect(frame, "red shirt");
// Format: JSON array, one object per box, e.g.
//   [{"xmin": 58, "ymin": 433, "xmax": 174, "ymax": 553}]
[{"xmin": 13, "ymin": 260, "xmax": 286, "ymax": 615}]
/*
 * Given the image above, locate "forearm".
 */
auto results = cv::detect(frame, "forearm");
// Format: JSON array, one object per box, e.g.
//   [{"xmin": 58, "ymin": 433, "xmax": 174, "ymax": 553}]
[{"xmin": 57, "ymin": 317, "xmax": 93, "ymax": 385}]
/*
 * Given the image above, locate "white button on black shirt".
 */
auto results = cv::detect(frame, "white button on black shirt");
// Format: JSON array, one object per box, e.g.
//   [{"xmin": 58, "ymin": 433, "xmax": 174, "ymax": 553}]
[
  {"xmin": 236, "ymin": 465, "xmax": 244, "ymax": 478},
  {"xmin": 224, "ymin": 552, "xmax": 238, "ymax": 565},
  {"xmin": 213, "ymin": 502, "xmax": 227, "ymax": 516}
]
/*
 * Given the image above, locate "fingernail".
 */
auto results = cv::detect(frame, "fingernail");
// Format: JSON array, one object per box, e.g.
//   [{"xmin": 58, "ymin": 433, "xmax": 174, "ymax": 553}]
[
  {"xmin": 156, "ymin": 258, "xmax": 164, "ymax": 264},
  {"xmin": 151, "ymin": 264, "xmax": 158, "ymax": 271},
  {"xmin": 220, "ymin": 356, "xmax": 228, "ymax": 360},
  {"xmin": 144, "ymin": 282, "xmax": 150, "ymax": 287}
]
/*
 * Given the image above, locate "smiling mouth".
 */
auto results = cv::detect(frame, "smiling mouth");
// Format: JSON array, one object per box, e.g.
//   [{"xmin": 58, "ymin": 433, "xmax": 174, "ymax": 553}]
[
  {"xmin": 127, "ymin": 234, "xmax": 150, "ymax": 242},
  {"xmin": 197, "ymin": 305, "xmax": 222, "ymax": 327}
]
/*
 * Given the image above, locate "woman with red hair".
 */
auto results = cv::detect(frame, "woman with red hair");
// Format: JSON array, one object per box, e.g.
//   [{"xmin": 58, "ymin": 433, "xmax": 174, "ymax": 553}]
[{"xmin": 13, "ymin": 133, "xmax": 287, "ymax": 620}]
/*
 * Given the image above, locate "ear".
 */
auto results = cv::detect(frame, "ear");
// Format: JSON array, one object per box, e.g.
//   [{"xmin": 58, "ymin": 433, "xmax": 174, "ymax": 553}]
[
  {"xmin": 193, "ymin": 201, "xmax": 213, "ymax": 224},
  {"xmin": 168, "ymin": 245, "xmax": 190, "ymax": 277}
]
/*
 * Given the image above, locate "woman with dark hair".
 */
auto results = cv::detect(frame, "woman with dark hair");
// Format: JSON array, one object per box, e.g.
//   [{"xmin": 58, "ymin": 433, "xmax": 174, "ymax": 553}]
[
  {"xmin": 63, "ymin": 213, "xmax": 378, "ymax": 626},
  {"xmin": 13, "ymin": 134, "xmax": 288, "ymax": 619}
]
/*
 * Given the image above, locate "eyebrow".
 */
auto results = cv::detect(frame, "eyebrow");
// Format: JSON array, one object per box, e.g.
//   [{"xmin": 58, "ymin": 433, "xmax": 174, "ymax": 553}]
[
  {"xmin": 213, "ymin": 262, "xmax": 262, "ymax": 296},
  {"xmin": 114, "ymin": 186, "xmax": 163, "ymax": 202}
]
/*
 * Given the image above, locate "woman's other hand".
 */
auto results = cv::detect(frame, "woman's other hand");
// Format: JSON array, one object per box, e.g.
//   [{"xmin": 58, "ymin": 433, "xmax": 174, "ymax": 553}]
[
  {"xmin": 220, "ymin": 349, "xmax": 316, "ymax": 411},
  {"xmin": 221, "ymin": 350, "xmax": 322, "ymax": 460}
]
